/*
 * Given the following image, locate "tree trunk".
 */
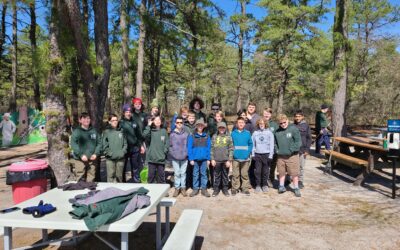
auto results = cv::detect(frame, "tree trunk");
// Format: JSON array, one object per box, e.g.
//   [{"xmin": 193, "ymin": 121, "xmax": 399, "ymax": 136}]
[
  {"xmin": 93, "ymin": 0, "xmax": 111, "ymax": 129},
  {"xmin": 276, "ymin": 69, "xmax": 288, "ymax": 115},
  {"xmin": 235, "ymin": 1, "xmax": 246, "ymax": 112},
  {"xmin": 45, "ymin": 0, "xmax": 70, "ymax": 185},
  {"xmin": 65, "ymin": 0, "xmax": 95, "ymax": 119},
  {"xmin": 332, "ymin": 0, "xmax": 348, "ymax": 137},
  {"xmin": 155, "ymin": 0, "xmax": 163, "ymax": 100},
  {"xmin": 9, "ymin": 0, "xmax": 17, "ymax": 112},
  {"xmin": 121, "ymin": 0, "xmax": 131, "ymax": 104},
  {"xmin": 0, "ymin": 1, "xmax": 6, "ymax": 64},
  {"xmin": 136, "ymin": 0, "xmax": 147, "ymax": 99},
  {"xmin": 65, "ymin": 0, "xmax": 110, "ymax": 130},
  {"xmin": 82, "ymin": 0, "xmax": 89, "ymax": 45},
  {"xmin": 70, "ymin": 58, "xmax": 79, "ymax": 127},
  {"xmin": 30, "ymin": 2, "xmax": 41, "ymax": 110}
]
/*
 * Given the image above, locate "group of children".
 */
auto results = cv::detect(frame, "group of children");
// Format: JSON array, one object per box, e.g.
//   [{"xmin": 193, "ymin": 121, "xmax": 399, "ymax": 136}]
[{"xmin": 70, "ymin": 97, "xmax": 313, "ymax": 199}]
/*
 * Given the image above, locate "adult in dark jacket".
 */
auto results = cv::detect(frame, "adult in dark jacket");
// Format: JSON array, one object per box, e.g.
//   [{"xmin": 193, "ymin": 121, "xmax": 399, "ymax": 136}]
[
  {"xmin": 294, "ymin": 110, "xmax": 312, "ymax": 189},
  {"xmin": 120, "ymin": 104, "xmax": 144, "ymax": 183},
  {"xmin": 70, "ymin": 112, "xmax": 102, "ymax": 182},
  {"xmin": 315, "ymin": 104, "xmax": 331, "ymax": 154},
  {"xmin": 102, "ymin": 114, "xmax": 127, "ymax": 183},
  {"xmin": 275, "ymin": 114, "xmax": 302, "ymax": 197}
]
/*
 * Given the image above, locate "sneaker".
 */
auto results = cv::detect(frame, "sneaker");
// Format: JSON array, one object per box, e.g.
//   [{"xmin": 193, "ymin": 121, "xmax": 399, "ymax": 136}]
[
  {"xmin": 172, "ymin": 188, "xmax": 180, "ymax": 197},
  {"xmin": 262, "ymin": 186, "xmax": 269, "ymax": 193},
  {"xmin": 212, "ymin": 189, "xmax": 220, "ymax": 197},
  {"xmin": 190, "ymin": 189, "xmax": 199, "ymax": 197},
  {"xmin": 294, "ymin": 188, "xmax": 301, "ymax": 197},
  {"xmin": 231, "ymin": 189, "xmax": 237, "ymax": 196},
  {"xmin": 181, "ymin": 188, "xmax": 188, "ymax": 197},
  {"xmin": 222, "ymin": 189, "xmax": 230, "ymax": 197},
  {"xmin": 243, "ymin": 190, "xmax": 250, "ymax": 196},
  {"xmin": 201, "ymin": 188, "xmax": 211, "ymax": 197},
  {"xmin": 278, "ymin": 186, "xmax": 286, "ymax": 194},
  {"xmin": 299, "ymin": 181, "xmax": 304, "ymax": 189},
  {"xmin": 255, "ymin": 186, "xmax": 262, "ymax": 193}
]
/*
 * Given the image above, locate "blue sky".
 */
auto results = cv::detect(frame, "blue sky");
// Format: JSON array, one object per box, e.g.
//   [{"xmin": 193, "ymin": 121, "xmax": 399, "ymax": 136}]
[{"xmin": 2, "ymin": 0, "xmax": 400, "ymax": 49}]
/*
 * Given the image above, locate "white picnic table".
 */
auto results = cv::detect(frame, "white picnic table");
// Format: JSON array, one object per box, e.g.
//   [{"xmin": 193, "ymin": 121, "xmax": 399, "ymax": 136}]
[{"xmin": 0, "ymin": 182, "xmax": 169, "ymax": 250}]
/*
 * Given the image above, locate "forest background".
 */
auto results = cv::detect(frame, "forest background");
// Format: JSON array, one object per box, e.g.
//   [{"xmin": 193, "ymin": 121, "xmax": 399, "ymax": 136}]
[{"xmin": 0, "ymin": 0, "xmax": 400, "ymax": 182}]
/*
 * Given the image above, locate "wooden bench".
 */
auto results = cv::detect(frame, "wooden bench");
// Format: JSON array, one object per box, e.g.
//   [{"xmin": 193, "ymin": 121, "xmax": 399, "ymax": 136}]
[
  {"xmin": 322, "ymin": 149, "xmax": 372, "ymax": 186},
  {"xmin": 322, "ymin": 149, "xmax": 368, "ymax": 169},
  {"xmin": 163, "ymin": 209, "xmax": 203, "ymax": 250}
]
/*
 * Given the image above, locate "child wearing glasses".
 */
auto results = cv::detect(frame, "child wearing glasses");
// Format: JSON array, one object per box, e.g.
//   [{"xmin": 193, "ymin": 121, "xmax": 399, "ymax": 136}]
[
  {"xmin": 275, "ymin": 114, "xmax": 302, "ymax": 197},
  {"xmin": 169, "ymin": 116, "xmax": 189, "ymax": 197},
  {"xmin": 102, "ymin": 114, "xmax": 127, "ymax": 183}
]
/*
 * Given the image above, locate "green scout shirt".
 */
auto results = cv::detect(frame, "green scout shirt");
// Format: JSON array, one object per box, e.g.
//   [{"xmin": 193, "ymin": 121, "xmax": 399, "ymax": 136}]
[
  {"xmin": 315, "ymin": 111, "xmax": 328, "ymax": 132},
  {"xmin": 143, "ymin": 126, "xmax": 169, "ymax": 164},
  {"xmin": 120, "ymin": 117, "xmax": 142, "ymax": 150},
  {"xmin": 102, "ymin": 126, "xmax": 127, "ymax": 160},
  {"xmin": 71, "ymin": 126, "xmax": 102, "ymax": 160},
  {"xmin": 274, "ymin": 124, "xmax": 302, "ymax": 156}
]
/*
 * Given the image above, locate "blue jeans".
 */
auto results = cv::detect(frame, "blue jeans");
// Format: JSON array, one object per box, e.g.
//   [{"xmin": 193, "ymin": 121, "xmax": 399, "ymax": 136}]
[
  {"xmin": 193, "ymin": 160, "xmax": 208, "ymax": 189},
  {"xmin": 172, "ymin": 160, "xmax": 188, "ymax": 188},
  {"xmin": 316, "ymin": 128, "xmax": 331, "ymax": 153}
]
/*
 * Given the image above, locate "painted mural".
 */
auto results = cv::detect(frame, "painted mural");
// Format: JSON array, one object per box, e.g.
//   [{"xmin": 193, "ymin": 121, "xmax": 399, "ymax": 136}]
[{"xmin": 0, "ymin": 107, "xmax": 47, "ymax": 146}]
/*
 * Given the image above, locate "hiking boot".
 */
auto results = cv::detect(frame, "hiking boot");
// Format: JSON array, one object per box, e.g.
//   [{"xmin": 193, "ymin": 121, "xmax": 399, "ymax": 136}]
[
  {"xmin": 212, "ymin": 189, "xmax": 220, "ymax": 197},
  {"xmin": 255, "ymin": 186, "xmax": 262, "ymax": 193},
  {"xmin": 262, "ymin": 186, "xmax": 269, "ymax": 193},
  {"xmin": 299, "ymin": 181, "xmax": 304, "ymax": 189},
  {"xmin": 278, "ymin": 186, "xmax": 286, "ymax": 194},
  {"xmin": 222, "ymin": 189, "xmax": 230, "ymax": 197},
  {"xmin": 172, "ymin": 188, "xmax": 180, "ymax": 197},
  {"xmin": 181, "ymin": 188, "xmax": 188, "ymax": 197},
  {"xmin": 294, "ymin": 188, "xmax": 301, "ymax": 197},
  {"xmin": 231, "ymin": 189, "xmax": 237, "ymax": 196},
  {"xmin": 201, "ymin": 188, "xmax": 211, "ymax": 197},
  {"xmin": 243, "ymin": 190, "xmax": 250, "ymax": 196},
  {"xmin": 190, "ymin": 189, "xmax": 199, "ymax": 197}
]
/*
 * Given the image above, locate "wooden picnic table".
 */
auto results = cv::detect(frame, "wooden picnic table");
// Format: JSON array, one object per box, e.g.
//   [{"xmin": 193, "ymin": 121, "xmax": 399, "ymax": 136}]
[{"xmin": 330, "ymin": 136, "xmax": 397, "ymax": 198}]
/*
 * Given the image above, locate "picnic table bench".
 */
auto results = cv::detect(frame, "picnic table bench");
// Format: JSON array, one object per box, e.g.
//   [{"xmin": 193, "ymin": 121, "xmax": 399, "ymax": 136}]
[{"xmin": 322, "ymin": 136, "xmax": 398, "ymax": 198}]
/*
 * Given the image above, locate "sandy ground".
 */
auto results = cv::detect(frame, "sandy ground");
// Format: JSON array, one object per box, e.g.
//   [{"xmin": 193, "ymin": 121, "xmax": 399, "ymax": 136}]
[{"xmin": 1, "ymin": 144, "xmax": 400, "ymax": 249}]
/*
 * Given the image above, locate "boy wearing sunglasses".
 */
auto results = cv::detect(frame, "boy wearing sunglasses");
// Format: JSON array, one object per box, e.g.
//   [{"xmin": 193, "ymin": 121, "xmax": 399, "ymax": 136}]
[{"xmin": 275, "ymin": 114, "xmax": 302, "ymax": 197}]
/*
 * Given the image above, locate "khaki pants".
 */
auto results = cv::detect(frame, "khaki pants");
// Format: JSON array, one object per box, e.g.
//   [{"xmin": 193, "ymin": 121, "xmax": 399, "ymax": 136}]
[
  {"xmin": 69, "ymin": 159, "xmax": 97, "ymax": 182},
  {"xmin": 106, "ymin": 159, "xmax": 124, "ymax": 183},
  {"xmin": 232, "ymin": 160, "xmax": 250, "ymax": 191}
]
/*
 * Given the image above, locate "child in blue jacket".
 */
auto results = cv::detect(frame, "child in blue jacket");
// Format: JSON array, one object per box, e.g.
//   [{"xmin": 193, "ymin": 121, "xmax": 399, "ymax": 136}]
[
  {"xmin": 187, "ymin": 118, "xmax": 211, "ymax": 197},
  {"xmin": 231, "ymin": 117, "xmax": 253, "ymax": 195}
]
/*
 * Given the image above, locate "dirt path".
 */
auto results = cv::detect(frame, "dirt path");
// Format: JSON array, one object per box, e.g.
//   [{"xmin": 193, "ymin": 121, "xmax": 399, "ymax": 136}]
[{"xmin": 1, "ymin": 151, "xmax": 400, "ymax": 249}]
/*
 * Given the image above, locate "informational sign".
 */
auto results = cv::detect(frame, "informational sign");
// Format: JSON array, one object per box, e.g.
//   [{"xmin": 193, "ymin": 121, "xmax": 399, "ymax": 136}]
[
  {"xmin": 177, "ymin": 86, "xmax": 186, "ymax": 100},
  {"xmin": 387, "ymin": 119, "xmax": 400, "ymax": 133}
]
